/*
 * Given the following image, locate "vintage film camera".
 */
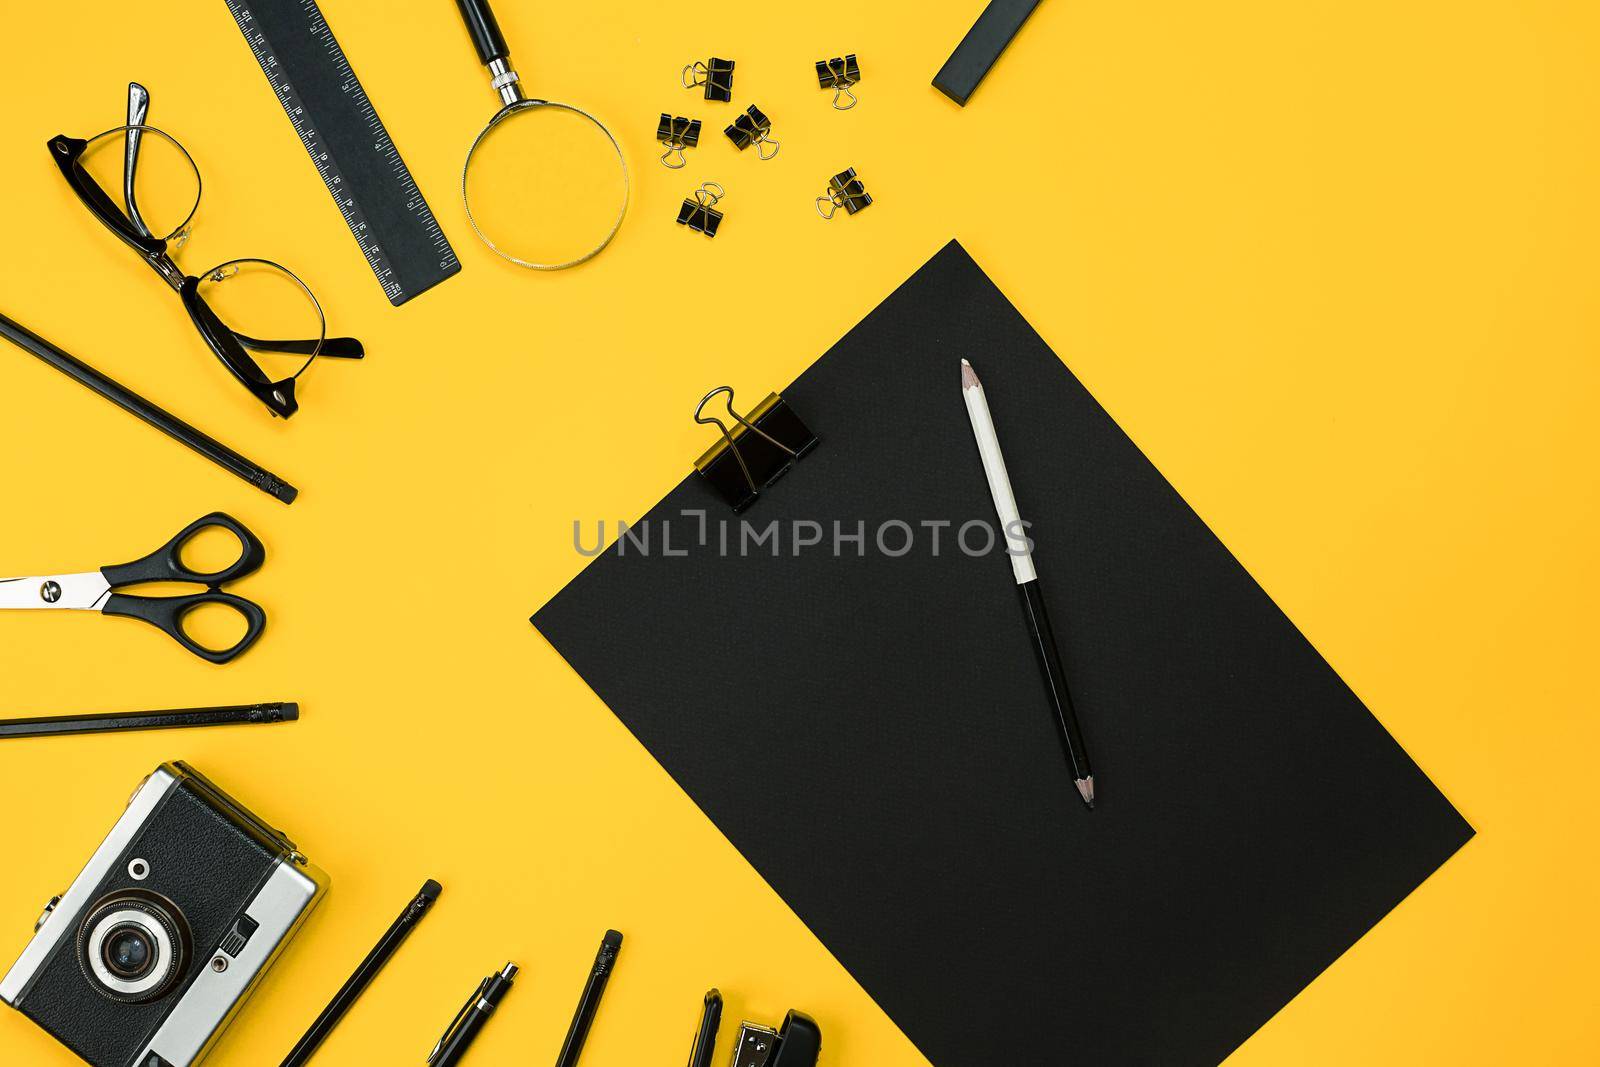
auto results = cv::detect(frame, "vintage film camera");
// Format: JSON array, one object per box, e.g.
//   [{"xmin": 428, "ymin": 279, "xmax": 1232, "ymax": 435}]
[{"xmin": 1, "ymin": 762, "xmax": 327, "ymax": 1066}]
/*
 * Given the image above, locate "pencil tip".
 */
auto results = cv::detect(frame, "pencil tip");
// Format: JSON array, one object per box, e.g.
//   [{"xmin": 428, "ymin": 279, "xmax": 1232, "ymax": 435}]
[
  {"xmin": 960, "ymin": 359, "xmax": 980, "ymax": 389},
  {"xmin": 1076, "ymin": 776, "xmax": 1095, "ymax": 809}
]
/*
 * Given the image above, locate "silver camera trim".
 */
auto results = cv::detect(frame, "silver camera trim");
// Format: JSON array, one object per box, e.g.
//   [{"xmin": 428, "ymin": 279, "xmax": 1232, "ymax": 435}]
[
  {"xmin": 0, "ymin": 767, "xmax": 178, "ymax": 1006},
  {"xmin": 84, "ymin": 907, "xmax": 176, "ymax": 997},
  {"xmin": 135, "ymin": 857, "xmax": 325, "ymax": 1066}
]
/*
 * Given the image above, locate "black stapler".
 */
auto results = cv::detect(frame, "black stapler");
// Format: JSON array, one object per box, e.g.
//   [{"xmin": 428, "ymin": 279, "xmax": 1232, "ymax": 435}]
[{"xmin": 687, "ymin": 989, "xmax": 822, "ymax": 1067}]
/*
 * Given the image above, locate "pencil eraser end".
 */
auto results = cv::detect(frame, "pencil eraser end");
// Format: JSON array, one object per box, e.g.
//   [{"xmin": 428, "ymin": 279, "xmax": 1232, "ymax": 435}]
[
  {"xmin": 421, "ymin": 879, "xmax": 443, "ymax": 901},
  {"xmin": 279, "ymin": 702, "xmax": 300, "ymax": 721},
  {"xmin": 275, "ymin": 482, "xmax": 299, "ymax": 504},
  {"xmin": 603, "ymin": 929, "xmax": 623, "ymax": 948}
]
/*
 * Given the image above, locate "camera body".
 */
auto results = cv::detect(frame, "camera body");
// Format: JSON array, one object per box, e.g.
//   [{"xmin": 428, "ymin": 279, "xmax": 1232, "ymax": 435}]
[{"xmin": 1, "ymin": 761, "xmax": 328, "ymax": 1067}]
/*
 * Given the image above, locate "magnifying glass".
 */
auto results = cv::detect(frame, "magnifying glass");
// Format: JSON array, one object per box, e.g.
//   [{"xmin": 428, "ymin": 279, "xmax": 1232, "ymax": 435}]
[{"xmin": 452, "ymin": 0, "xmax": 629, "ymax": 270}]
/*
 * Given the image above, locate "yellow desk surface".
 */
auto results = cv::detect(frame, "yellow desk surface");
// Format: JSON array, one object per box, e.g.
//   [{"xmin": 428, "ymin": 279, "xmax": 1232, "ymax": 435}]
[{"xmin": 1, "ymin": 2, "xmax": 1596, "ymax": 1064}]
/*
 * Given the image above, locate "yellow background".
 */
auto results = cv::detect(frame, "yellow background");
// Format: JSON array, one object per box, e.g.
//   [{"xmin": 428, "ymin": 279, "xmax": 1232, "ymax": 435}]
[{"xmin": 1, "ymin": 1, "xmax": 1596, "ymax": 1063}]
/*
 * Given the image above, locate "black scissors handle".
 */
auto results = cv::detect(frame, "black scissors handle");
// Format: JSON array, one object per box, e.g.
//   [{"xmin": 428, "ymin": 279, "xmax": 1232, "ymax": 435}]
[
  {"xmin": 102, "ymin": 512, "xmax": 264, "ymax": 587},
  {"xmin": 99, "ymin": 513, "xmax": 267, "ymax": 665},
  {"xmin": 101, "ymin": 591, "xmax": 267, "ymax": 665}
]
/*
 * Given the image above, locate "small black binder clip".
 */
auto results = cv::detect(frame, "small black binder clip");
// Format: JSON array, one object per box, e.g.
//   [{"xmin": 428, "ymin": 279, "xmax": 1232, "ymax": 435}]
[
  {"xmin": 656, "ymin": 113, "xmax": 702, "ymax": 169},
  {"xmin": 687, "ymin": 990, "xmax": 821, "ymax": 1067},
  {"xmin": 682, "ymin": 57, "xmax": 735, "ymax": 101},
  {"xmin": 693, "ymin": 386, "xmax": 818, "ymax": 512},
  {"xmin": 724, "ymin": 105, "xmax": 780, "ymax": 160},
  {"xmin": 816, "ymin": 54, "xmax": 861, "ymax": 109},
  {"xmin": 816, "ymin": 167, "xmax": 872, "ymax": 219},
  {"xmin": 676, "ymin": 182, "xmax": 726, "ymax": 237}
]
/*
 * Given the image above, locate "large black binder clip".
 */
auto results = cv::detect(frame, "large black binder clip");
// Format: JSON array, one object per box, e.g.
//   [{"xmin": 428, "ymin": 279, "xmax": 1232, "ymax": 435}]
[
  {"xmin": 683, "ymin": 57, "xmax": 735, "ymax": 101},
  {"xmin": 693, "ymin": 386, "xmax": 818, "ymax": 512},
  {"xmin": 816, "ymin": 167, "xmax": 872, "ymax": 219},
  {"xmin": 676, "ymin": 182, "xmax": 726, "ymax": 237},
  {"xmin": 816, "ymin": 54, "xmax": 861, "ymax": 109},
  {"xmin": 656, "ymin": 113, "xmax": 702, "ymax": 169},
  {"xmin": 724, "ymin": 105, "xmax": 780, "ymax": 159},
  {"xmin": 687, "ymin": 990, "xmax": 821, "ymax": 1067}
]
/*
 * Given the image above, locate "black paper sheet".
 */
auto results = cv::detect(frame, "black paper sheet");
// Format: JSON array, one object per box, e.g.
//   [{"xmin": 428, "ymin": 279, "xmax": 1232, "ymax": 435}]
[{"xmin": 532, "ymin": 241, "xmax": 1473, "ymax": 1065}]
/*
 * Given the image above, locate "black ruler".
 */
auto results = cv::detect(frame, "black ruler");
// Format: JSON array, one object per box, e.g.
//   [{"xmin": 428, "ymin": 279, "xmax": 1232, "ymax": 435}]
[{"xmin": 222, "ymin": 0, "xmax": 460, "ymax": 305}]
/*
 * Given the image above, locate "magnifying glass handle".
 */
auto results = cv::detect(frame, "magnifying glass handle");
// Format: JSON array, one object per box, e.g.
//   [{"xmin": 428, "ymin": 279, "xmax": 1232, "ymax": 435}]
[
  {"xmin": 455, "ymin": 0, "xmax": 510, "ymax": 66},
  {"xmin": 454, "ymin": 0, "xmax": 525, "ymax": 105}
]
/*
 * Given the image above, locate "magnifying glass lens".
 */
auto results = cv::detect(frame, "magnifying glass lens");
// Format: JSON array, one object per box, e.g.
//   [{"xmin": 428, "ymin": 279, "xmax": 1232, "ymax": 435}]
[{"xmin": 465, "ymin": 105, "xmax": 627, "ymax": 268}]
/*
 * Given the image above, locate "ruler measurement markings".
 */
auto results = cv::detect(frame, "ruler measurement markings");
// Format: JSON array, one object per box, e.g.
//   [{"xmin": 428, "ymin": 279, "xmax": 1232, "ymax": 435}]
[{"xmin": 221, "ymin": 0, "xmax": 457, "ymax": 304}]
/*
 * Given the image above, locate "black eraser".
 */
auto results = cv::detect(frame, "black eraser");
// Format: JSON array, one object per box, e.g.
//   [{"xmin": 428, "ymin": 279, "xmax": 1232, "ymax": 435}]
[
  {"xmin": 603, "ymin": 929, "xmax": 623, "ymax": 948},
  {"xmin": 279, "ymin": 702, "xmax": 300, "ymax": 721},
  {"xmin": 270, "ymin": 477, "xmax": 299, "ymax": 504},
  {"xmin": 421, "ymin": 879, "xmax": 443, "ymax": 901},
  {"xmin": 932, "ymin": 0, "xmax": 1044, "ymax": 106}
]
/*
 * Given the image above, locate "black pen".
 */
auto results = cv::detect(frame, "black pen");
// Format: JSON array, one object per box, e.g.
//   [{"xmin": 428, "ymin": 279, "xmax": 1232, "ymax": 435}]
[
  {"xmin": 428, "ymin": 962, "xmax": 517, "ymax": 1067},
  {"xmin": 961, "ymin": 359, "xmax": 1095, "ymax": 808},
  {"xmin": 281, "ymin": 880, "xmax": 441, "ymax": 1066},
  {"xmin": 554, "ymin": 931, "xmax": 622, "ymax": 1067}
]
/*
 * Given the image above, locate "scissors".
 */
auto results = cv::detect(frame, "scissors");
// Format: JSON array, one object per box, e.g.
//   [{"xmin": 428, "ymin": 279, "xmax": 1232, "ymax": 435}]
[{"xmin": 0, "ymin": 513, "xmax": 267, "ymax": 664}]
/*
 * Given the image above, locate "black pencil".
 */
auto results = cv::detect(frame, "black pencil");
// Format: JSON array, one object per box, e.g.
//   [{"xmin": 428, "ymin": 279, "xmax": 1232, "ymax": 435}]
[
  {"xmin": 554, "ymin": 930, "xmax": 623, "ymax": 1067},
  {"xmin": 0, "ymin": 702, "xmax": 298, "ymax": 739},
  {"xmin": 961, "ymin": 359, "xmax": 1095, "ymax": 808},
  {"xmin": 0, "ymin": 311, "xmax": 298, "ymax": 504},
  {"xmin": 281, "ymin": 880, "xmax": 443, "ymax": 1066}
]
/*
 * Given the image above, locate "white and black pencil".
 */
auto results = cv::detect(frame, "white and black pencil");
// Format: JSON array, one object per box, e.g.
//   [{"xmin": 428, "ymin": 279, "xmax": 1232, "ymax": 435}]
[{"xmin": 961, "ymin": 358, "xmax": 1095, "ymax": 809}]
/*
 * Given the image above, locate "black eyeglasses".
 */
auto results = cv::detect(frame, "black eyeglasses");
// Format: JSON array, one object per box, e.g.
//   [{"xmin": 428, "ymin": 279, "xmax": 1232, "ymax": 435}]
[{"xmin": 48, "ymin": 84, "xmax": 362, "ymax": 418}]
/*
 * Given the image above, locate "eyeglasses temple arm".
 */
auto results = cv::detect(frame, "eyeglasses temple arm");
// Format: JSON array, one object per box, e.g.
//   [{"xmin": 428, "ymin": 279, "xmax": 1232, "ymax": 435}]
[
  {"xmin": 124, "ymin": 82, "xmax": 152, "ymax": 238},
  {"xmin": 232, "ymin": 334, "xmax": 365, "ymax": 360}
]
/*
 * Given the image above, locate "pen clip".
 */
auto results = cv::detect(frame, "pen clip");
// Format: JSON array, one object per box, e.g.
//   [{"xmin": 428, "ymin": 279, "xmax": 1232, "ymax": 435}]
[{"xmin": 428, "ymin": 977, "xmax": 488, "ymax": 1064}]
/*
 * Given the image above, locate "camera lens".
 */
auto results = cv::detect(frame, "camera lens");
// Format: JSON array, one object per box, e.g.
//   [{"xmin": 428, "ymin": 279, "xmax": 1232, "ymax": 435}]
[
  {"xmin": 102, "ymin": 924, "xmax": 155, "ymax": 979},
  {"xmin": 77, "ymin": 892, "xmax": 190, "ymax": 1003}
]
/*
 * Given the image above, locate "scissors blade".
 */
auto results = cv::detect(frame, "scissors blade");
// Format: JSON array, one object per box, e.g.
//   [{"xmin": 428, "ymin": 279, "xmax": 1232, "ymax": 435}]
[{"xmin": 0, "ymin": 572, "xmax": 112, "ymax": 611}]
